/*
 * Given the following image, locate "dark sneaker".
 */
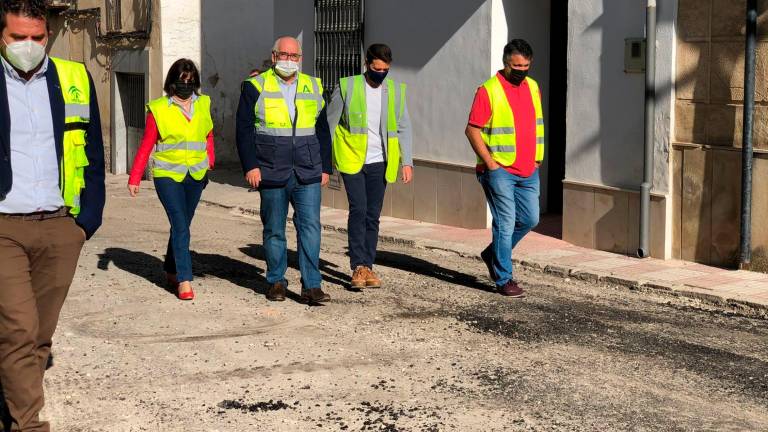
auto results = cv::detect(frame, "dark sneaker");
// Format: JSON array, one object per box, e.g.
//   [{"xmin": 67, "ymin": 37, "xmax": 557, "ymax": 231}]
[
  {"xmin": 300, "ymin": 288, "xmax": 331, "ymax": 305},
  {"xmin": 497, "ymin": 280, "xmax": 525, "ymax": 298},
  {"xmin": 266, "ymin": 280, "xmax": 287, "ymax": 302},
  {"xmin": 480, "ymin": 245, "xmax": 497, "ymax": 281}
]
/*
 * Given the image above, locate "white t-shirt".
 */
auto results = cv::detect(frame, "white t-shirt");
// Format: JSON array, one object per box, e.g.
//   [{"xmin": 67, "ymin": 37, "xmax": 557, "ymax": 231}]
[{"xmin": 364, "ymin": 81, "xmax": 384, "ymax": 164}]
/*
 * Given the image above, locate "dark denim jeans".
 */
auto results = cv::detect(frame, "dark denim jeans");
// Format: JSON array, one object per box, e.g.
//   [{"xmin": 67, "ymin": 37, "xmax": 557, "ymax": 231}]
[
  {"xmin": 154, "ymin": 174, "xmax": 206, "ymax": 282},
  {"xmin": 259, "ymin": 173, "xmax": 322, "ymax": 291},
  {"xmin": 341, "ymin": 162, "xmax": 387, "ymax": 270},
  {"xmin": 478, "ymin": 168, "xmax": 540, "ymax": 286}
]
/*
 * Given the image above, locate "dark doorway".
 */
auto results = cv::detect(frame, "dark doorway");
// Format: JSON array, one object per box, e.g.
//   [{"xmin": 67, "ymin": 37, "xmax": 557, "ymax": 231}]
[
  {"xmin": 115, "ymin": 72, "xmax": 146, "ymax": 176},
  {"xmin": 547, "ymin": 0, "xmax": 568, "ymax": 214}
]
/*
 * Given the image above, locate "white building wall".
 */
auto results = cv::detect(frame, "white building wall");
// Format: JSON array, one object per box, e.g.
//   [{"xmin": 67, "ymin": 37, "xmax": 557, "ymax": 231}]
[
  {"xmin": 565, "ymin": 0, "xmax": 676, "ymax": 194},
  {"xmin": 364, "ymin": 0, "xmax": 490, "ymax": 166},
  {"xmin": 160, "ymin": 0, "xmax": 202, "ymax": 80},
  {"xmin": 201, "ymin": 0, "xmax": 274, "ymax": 164}
]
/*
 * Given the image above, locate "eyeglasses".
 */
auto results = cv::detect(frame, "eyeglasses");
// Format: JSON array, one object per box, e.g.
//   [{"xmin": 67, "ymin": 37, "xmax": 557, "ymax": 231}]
[{"xmin": 273, "ymin": 51, "xmax": 301, "ymax": 61}]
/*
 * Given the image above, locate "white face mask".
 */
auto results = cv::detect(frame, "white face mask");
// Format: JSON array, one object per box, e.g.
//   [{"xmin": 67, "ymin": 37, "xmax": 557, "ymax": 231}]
[
  {"xmin": 274, "ymin": 60, "xmax": 299, "ymax": 78},
  {"xmin": 2, "ymin": 38, "xmax": 46, "ymax": 73}
]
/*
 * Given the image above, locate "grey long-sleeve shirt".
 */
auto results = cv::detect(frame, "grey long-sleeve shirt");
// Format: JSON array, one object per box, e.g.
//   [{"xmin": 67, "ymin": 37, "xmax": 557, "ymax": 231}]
[{"xmin": 326, "ymin": 77, "xmax": 413, "ymax": 167}]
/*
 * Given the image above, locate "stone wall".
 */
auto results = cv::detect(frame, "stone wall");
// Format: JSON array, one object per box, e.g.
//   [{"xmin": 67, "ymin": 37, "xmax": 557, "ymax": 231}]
[{"xmin": 674, "ymin": 0, "xmax": 768, "ymax": 267}]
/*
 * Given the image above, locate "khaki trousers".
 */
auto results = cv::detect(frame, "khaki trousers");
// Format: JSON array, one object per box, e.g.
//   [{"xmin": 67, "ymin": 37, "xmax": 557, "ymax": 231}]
[{"xmin": 0, "ymin": 215, "xmax": 84, "ymax": 432}]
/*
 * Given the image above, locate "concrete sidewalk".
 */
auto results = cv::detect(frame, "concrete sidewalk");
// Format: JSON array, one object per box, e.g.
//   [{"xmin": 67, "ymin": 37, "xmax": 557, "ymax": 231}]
[{"xmin": 112, "ymin": 172, "xmax": 768, "ymax": 314}]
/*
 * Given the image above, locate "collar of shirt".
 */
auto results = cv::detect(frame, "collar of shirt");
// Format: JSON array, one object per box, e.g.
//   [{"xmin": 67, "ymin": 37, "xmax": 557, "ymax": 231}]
[
  {"xmin": 167, "ymin": 92, "xmax": 199, "ymax": 107},
  {"xmin": 1, "ymin": 55, "xmax": 49, "ymax": 83},
  {"xmin": 275, "ymin": 72, "xmax": 298, "ymax": 87}
]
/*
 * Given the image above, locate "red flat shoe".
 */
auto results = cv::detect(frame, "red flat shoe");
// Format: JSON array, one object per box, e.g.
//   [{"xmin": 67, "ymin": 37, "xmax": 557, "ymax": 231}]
[
  {"xmin": 178, "ymin": 289, "xmax": 195, "ymax": 300},
  {"xmin": 177, "ymin": 282, "xmax": 195, "ymax": 301}
]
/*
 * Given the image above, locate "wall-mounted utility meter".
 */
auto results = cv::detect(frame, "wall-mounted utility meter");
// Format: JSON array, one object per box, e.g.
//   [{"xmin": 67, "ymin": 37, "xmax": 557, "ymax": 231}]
[{"xmin": 625, "ymin": 38, "xmax": 646, "ymax": 73}]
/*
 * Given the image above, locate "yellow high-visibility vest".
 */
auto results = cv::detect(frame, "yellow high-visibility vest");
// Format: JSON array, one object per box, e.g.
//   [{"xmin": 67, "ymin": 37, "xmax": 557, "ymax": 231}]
[
  {"xmin": 51, "ymin": 57, "xmax": 90, "ymax": 215},
  {"xmin": 333, "ymin": 75, "xmax": 406, "ymax": 183},
  {"xmin": 246, "ymin": 68, "xmax": 324, "ymax": 137},
  {"xmin": 147, "ymin": 95, "xmax": 213, "ymax": 182},
  {"xmin": 480, "ymin": 75, "xmax": 545, "ymax": 165}
]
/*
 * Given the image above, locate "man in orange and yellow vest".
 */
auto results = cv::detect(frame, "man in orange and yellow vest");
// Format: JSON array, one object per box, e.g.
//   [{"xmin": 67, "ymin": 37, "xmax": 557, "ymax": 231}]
[{"xmin": 465, "ymin": 39, "xmax": 544, "ymax": 298}]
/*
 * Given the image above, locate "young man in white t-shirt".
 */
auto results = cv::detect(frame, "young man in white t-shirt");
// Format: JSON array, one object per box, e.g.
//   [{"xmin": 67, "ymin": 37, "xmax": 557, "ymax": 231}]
[{"xmin": 327, "ymin": 44, "xmax": 413, "ymax": 290}]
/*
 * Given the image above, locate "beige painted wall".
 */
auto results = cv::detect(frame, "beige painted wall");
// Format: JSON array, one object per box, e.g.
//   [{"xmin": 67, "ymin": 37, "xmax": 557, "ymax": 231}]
[{"xmin": 673, "ymin": 0, "xmax": 768, "ymax": 268}]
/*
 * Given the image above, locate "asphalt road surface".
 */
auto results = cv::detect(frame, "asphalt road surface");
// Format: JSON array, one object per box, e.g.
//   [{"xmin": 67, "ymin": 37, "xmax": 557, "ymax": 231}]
[{"xmin": 41, "ymin": 181, "xmax": 768, "ymax": 431}]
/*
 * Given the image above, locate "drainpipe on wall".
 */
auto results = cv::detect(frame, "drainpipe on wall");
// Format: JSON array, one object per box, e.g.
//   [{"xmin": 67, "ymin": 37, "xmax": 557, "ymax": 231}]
[
  {"xmin": 638, "ymin": 0, "xmax": 657, "ymax": 258},
  {"xmin": 739, "ymin": 0, "xmax": 758, "ymax": 270}
]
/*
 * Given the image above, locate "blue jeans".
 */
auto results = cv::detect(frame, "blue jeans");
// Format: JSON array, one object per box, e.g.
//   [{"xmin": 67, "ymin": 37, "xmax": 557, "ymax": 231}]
[
  {"xmin": 259, "ymin": 173, "xmax": 322, "ymax": 291},
  {"xmin": 154, "ymin": 174, "xmax": 207, "ymax": 282},
  {"xmin": 478, "ymin": 168, "xmax": 540, "ymax": 286},
  {"xmin": 341, "ymin": 162, "xmax": 387, "ymax": 270}
]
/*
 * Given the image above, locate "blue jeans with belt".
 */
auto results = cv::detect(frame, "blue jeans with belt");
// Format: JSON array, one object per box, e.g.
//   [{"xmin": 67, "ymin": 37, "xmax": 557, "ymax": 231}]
[
  {"xmin": 259, "ymin": 172, "xmax": 322, "ymax": 291},
  {"xmin": 477, "ymin": 168, "xmax": 540, "ymax": 286},
  {"xmin": 154, "ymin": 173, "xmax": 207, "ymax": 282}
]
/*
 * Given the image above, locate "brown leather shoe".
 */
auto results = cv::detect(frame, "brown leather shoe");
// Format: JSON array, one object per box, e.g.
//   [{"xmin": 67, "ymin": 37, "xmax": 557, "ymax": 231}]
[
  {"xmin": 351, "ymin": 266, "xmax": 368, "ymax": 289},
  {"xmin": 497, "ymin": 280, "xmax": 525, "ymax": 298},
  {"xmin": 266, "ymin": 280, "xmax": 287, "ymax": 302},
  {"xmin": 365, "ymin": 268, "xmax": 382, "ymax": 288},
  {"xmin": 300, "ymin": 288, "xmax": 331, "ymax": 305}
]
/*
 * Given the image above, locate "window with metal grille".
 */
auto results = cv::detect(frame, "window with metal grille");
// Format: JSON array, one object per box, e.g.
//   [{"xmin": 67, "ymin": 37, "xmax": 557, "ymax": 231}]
[
  {"xmin": 116, "ymin": 73, "xmax": 146, "ymax": 129},
  {"xmin": 314, "ymin": 0, "xmax": 365, "ymax": 101}
]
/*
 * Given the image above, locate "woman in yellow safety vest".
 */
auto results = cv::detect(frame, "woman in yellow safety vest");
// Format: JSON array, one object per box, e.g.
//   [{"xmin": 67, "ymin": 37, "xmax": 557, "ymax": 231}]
[{"xmin": 127, "ymin": 59, "xmax": 215, "ymax": 301}]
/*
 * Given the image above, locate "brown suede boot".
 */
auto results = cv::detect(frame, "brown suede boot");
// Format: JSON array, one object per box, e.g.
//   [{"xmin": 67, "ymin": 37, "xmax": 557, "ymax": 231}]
[
  {"xmin": 365, "ymin": 267, "xmax": 382, "ymax": 288},
  {"xmin": 351, "ymin": 265, "xmax": 368, "ymax": 289}
]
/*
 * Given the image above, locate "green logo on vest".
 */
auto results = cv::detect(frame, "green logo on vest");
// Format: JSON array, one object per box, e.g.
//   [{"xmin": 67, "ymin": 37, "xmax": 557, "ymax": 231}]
[
  {"xmin": 68, "ymin": 85, "xmax": 83, "ymax": 103},
  {"xmin": 302, "ymin": 84, "xmax": 310, "ymax": 93}
]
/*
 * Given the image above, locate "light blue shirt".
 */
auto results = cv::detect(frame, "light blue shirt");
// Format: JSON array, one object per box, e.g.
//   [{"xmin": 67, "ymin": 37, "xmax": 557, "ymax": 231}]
[
  {"xmin": 276, "ymin": 74, "xmax": 297, "ymax": 124},
  {"xmin": 167, "ymin": 92, "xmax": 199, "ymax": 118},
  {"xmin": 0, "ymin": 56, "xmax": 63, "ymax": 214}
]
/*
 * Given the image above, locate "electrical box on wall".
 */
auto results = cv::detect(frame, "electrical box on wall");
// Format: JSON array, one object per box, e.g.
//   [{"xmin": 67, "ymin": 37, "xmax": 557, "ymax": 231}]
[{"xmin": 624, "ymin": 38, "xmax": 646, "ymax": 73}]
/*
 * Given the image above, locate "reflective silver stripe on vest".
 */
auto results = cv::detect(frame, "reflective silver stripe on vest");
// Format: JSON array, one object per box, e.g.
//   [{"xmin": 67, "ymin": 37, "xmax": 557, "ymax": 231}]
[
  {"xmin": 394, "ymin": 83, "xmax": 402, "ymax": 121},
  {"xmin": 254, "ymin": 75, "xmax": 266, "ymax": 89},
  {"xmin": 537, "ymin": 137, "xmax": 545, "ymax": 144},
  {"xmin": 253, "ymin": 75, "xmax": 268, "ymax": 129},
  {"xmin": 482, "ymin": 127, "xmax": 516, "ymax": 135},
  {"xmin": 255, "ymin": 127, "xmax": 293, "ymax": 137},
  {"xmin": 254, "ymin": 126, "xmax": 317, "ymax": 137},
  {"xmin": 295, "ymin": 127, "xmax": 316, "ymax": 137},
  {"xmin": 65, "ymin": 103, "xmax": 90, "ymax": 120},
  {"xmin": 154, "ymin": 157, "xmax": 209, "ymax": 174},
  {"xmin": 260, "ymin": 91, "xmax": 284, "ymax": 98},
  {"xmin": 348, "ymin": 126, "xmax": 367, "ymax": 135},
  {"xmin": 310, "ymin": 77, "xmax": 322, "ymax": 116},
  {"xmin": 488, "ymin": 145, "xmax": 517, "ymax": 153},
  {"xmin": 343, "ymin": 76, "xmax": 355, "ymax": 120},
  {"xmin": 536, "ymin": 118, "xmax": 544, "ymax": 125},
  {"xmin": 156, "ymin": 141, "xmax": 208, "ymax": 152},
  {"xmin": 72, "ymin": 195, "xmax": 80, "ymax": 208}
]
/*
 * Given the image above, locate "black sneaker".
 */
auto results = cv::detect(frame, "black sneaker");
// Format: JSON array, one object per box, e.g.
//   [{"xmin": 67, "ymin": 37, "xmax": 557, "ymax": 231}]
[
  {"xmin": 300, "ymin": 288, "xmax": 331, "ymax": 305},
  {"xmin": 480, "ymin": 245, "xmax": 497, "ymax": 281},
  {"xmin": 266, "ymin": 280, "xmax": 287, "ymax": 302}
]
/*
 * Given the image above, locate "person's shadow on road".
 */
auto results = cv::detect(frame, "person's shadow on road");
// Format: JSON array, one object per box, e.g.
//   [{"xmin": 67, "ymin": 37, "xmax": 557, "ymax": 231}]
[
  {"xmin": 373, "ymin": 250, "xmax": 495, "ymax": 293},
  {"xmin": 97, "ymin": 247, "xmax": 279, "ymax": 299},
  {"xmin": 239, "ymin": 244, "xmax": 352, "ymax": 290}
]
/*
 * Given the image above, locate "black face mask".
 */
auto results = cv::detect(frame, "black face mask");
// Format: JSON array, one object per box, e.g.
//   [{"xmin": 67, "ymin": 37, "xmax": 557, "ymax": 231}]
[
  {"xmin": 366, "ymin": 69, "xmax": 388, "ymax": 86},
  {"xmin": 506, "ymin": 68, "xmax": 528, "ymax": 85},
  {"xmin": 174, "ymin": 81, "xmax": 195, "ymax": 99}
]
